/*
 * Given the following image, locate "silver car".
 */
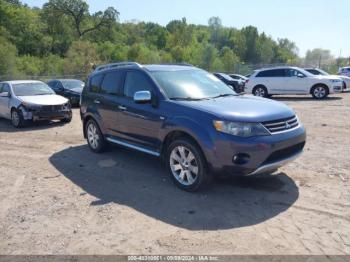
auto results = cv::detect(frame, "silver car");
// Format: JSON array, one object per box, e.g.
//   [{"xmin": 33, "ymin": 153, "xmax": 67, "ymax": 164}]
[{"xmin": 0, "ymin": 80, "xmax": 72, "ymax": 128}]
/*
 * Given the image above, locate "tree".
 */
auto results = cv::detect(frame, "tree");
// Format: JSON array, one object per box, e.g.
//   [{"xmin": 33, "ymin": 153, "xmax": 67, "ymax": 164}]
[
  {"xmin": 304, "ymin": 48, "xmax": 333, "ymax": 67},
  {"xmin": 0, "ymin": 36, "xmax": 18, "ymax": 79},
  {"xmin": 64, "ymin": 41, "xmax": 100, "ymax": 76},
  {"xmin": 43, "ymin": 0, "xmax": 119, "ymax": 37}
]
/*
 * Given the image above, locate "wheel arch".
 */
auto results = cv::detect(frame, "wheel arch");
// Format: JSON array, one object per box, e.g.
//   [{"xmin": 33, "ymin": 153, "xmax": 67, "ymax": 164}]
[{"xmin": 310, "ymin": 83, "xmax": 329, "ymax": 94}]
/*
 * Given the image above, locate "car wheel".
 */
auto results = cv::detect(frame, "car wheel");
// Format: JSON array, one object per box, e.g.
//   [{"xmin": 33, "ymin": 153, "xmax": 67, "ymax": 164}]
[
  {"xmin": 61, "ymin": 115, "xmax": 72, "ymax": 123},
  {"xmin": 253, "ymin": 86, "xmax": 268, "ymax": 98},
  {"xmin": 11, "ymin": 109, "xmax": 26, "ymax": 128},
  {"xmin": 86, "ymin": 119, "xmax": 106, "ymax": 153},
  {"xmin": 342, "ymin": 81, "xmax": 346, "ymax": 92},
  {"xmin": 166, "ymin": 138, "xmax": 211, "ymax": 192},
  {"xmin": 311, "ymin": 85, "xmax": 329, "ymax": 99}
]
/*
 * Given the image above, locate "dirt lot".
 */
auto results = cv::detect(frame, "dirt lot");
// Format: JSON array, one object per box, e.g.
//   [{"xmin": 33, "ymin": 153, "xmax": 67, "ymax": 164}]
[{"xmin": 0, "ymin": 93, "xmax": 350, "ymax": 255}]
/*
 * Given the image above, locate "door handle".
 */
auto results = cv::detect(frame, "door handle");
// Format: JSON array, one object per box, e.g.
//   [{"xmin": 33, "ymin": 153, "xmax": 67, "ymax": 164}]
[
  {"xmin": 94, "ymin": 100, "xmax": 101, "ymax": 104},
  {"xmin": 118, "ymin": 105, "xmax": 127, "ymax": 111}
]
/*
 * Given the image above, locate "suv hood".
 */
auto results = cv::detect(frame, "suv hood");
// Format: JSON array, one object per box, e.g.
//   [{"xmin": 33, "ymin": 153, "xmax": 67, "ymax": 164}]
[
  {"xmin": 18, "ymin": 95, "xmax": 68, "ymax": 105},
  {"xmin": 178, "ymin": 95, "xmax": 295, "ymax": 122},
  {"xmin": 312, "ymin": 75, "xmax": 341, "ymax": 81}
]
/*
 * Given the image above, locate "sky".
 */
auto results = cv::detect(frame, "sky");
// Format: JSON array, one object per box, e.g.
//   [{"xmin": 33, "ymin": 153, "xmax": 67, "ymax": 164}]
[{"xmin": 22, "ymin": 0, "xmax": 350, "ymax": 57}]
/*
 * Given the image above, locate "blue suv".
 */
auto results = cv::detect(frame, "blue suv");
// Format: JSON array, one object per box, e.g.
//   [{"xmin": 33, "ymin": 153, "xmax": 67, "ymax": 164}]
[{"xmin": 80, "ymin": 62, "xmax": 306, "ymax": 191}]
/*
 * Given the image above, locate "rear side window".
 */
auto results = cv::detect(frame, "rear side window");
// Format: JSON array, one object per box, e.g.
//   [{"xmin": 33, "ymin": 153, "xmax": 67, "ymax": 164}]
[
  {"xmin": 100, "ymin": 71, "xmax": 123, "ymax": 95},
  {"xmin": 89, "ymin": 74, "xmax": 104, "ymax": 93},
  {"xmin": 123, "ymin": 71, "xmax": 154, "ymax": 98},
  {"xmin": 256, "ymin": 69, "xmax": 285, "ymax": 77}
]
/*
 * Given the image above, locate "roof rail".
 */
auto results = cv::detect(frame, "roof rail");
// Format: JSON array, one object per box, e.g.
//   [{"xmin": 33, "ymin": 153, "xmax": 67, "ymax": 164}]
[
  {"xmin": 158, "ymin": 63, "xmax": 194, "ymax": 67},
  {"xmin": 94, "ymin": 62, "xmax": 142, "ymax": 72}
]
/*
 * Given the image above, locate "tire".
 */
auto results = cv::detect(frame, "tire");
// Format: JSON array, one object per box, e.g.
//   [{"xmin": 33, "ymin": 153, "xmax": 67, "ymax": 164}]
[
  {"xmin": 311, "ymin": 85, "xmax": 329, "ymax": 99},
  {"xmin": 166, "ymin": 138, "xmax": 211, "ymax": 192},
  {"xmin": 61, "ymin": 115, "xmax": 72, "ymax": 123},
  {"xmin": 342, "ymin": 81, "xmax": 346, "ymax": 92},
  {"xmin": 11, "ymin": 109, "xmax": 26, "ymax": 128},
  {"xmin": 252, "ymin": 85, "xmax": 268, "ymax": 98},
  {"xmin": 85, "ymin": 119, "xmax": 107, "ymax": 153}
]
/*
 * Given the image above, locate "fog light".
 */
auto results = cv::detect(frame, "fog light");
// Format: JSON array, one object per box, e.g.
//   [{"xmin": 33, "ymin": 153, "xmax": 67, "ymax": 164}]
[{"xmin": 232, "ymin": 153, "xmax": 250, "ymax": 165}]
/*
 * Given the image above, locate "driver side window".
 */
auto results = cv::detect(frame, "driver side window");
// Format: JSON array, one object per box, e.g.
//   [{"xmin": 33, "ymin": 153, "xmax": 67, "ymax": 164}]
[{"xmin": 123, "ymin": 71, "xmax": 154, "ymax": 98}]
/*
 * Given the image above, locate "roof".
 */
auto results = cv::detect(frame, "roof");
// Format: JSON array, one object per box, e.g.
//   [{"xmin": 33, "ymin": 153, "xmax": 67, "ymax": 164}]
[
  {"xmin": 144, "ymin": 64, "xmax": 195, "ymax": 72},
  {"xmin": 256, "ymin": 66, "xmax": 300, "ymax": 71},
  {"xmin": 1, "ymin": 80, "xmax": 43, "ymax": 85}
]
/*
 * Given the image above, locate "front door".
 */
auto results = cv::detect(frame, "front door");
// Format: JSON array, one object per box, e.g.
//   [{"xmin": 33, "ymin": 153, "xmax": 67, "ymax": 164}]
[
  {"xmin": 115, "ymin": 70, "xmax": 164, "ymax": 152},
  {"xmin": 0, "ymin": 84, "xmax": 11, "ymax": 119}
]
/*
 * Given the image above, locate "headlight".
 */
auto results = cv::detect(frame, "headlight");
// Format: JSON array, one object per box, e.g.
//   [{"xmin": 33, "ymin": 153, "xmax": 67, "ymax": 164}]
[
  {"xmin": 62, "ymin": 102, "xmax": 70, "ymax": 111},
  {"xmin": 213, "ymin": 121, "xmax": 270, "ymax": 137},
  {"xmin": 330, "ymin": 79, "xmax": 342, "ymax": 83},
  {"xmin": 21, "ymin": 102, "xmax": 41, "ymax": 111}
]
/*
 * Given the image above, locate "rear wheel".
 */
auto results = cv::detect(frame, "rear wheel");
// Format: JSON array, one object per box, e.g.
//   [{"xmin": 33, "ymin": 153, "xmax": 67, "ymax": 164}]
[
  {"xmin": 252, "ymin": 86, "xmax": 268, "ymax": 98},
  {"xmin": 311, "ymin": 85, "xmax": 329, "ymax": 99},
  {"xmin": 85, "ymin": 119, "xmax": 106, "ymax": 153},
  {"xmin": 11, "ymin": 109, "xmax": 26, "ymax": 128},
  {"xmin": 166, "ymin": 138, "xmax": 211, "ymax": 192}
]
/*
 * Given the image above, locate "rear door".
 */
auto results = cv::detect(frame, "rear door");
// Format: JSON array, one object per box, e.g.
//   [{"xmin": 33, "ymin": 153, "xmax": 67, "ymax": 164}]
[{"xmin": 98, "ymin": 70, "xmax": 125, "ymax": 136}]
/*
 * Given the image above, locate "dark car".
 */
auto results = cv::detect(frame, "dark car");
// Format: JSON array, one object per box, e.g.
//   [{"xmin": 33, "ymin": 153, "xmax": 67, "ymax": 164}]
[
  {"xmin": 80, "ymin": 62, "xmax": 306, "ymax": 192},
  {"xmin": 47, "ymin": 79, "xmax": 84, "ymax": 106},
  {"xmin": 213, "ymin": 72, "xmax": 245, "ymax": 93}
]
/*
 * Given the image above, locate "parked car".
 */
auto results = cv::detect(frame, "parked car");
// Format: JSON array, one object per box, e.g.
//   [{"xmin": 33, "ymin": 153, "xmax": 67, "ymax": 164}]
[
  {"xmin": 47, "ymin": 79, "xmax": 84, "ymax": 106},
  {"xmin": 80, "ymin": 62, "xmax": 306, "ymax": 192},
  {"xmin": 305, "ymin": 68, "xmax": 349, "ymax": 91},
  {"xmin": 0, "ymin": 80, "xmax": 72, "ymax": 128},
  {"xmin": 229, "ymin": 74, "xmax": 249, "ymax": 82},
  {"xmin": 338, "ymin": 67, "xmax": 350, "ymax": 77},
  {"xmin": 245, "ymin": 66, "xmax": 343, "ymax": 99},
  {"xmin": 213, "ymin": 72, "xmax": 245, "ymax": 93}
]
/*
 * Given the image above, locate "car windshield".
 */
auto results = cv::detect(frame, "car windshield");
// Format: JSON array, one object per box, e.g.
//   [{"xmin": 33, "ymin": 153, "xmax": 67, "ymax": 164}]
[
  {"xmin": 296, "ymin": 68, "xmax": 314, "ymax": 77},
  {"xmin": 61, "ymin": 80, "xmax": 84, "ymax": 90},
  {"xmin": 307, "ymin": 69, "xmax": 329, "ymax": 76},
  {"xmin": 12, "ymin": 82, "xmax": 55, "ymax": 96},
  {"xmin": 151, "ymin": 69, "xmax": 236, "ymax": 100},
  {"xmin": 216, "ymin": 73, "xmax": 234, "ymax": 81}
]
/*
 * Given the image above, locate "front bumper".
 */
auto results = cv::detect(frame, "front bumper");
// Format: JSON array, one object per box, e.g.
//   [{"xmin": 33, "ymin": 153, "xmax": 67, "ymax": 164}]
[
  {"xmin": 205, "ymin": 125, "xmax": 306, "ymax": 176},
  {"xmin": 22, "ymin": 108, "xmax": 72, "ymax": 121},
  {"xmin": 331, "ymin": 83, "xmax": 343, "ymax": 93}
]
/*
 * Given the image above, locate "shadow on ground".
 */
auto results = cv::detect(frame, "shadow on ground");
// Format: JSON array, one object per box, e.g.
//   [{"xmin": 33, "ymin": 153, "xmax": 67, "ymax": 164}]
[
  {"xmin": 49, "ymin": 144, "xmax": 299, "ymax": 231},
  {"xmin": 0, "ymin": 118, "xmax": 66, "ymax": 132}
]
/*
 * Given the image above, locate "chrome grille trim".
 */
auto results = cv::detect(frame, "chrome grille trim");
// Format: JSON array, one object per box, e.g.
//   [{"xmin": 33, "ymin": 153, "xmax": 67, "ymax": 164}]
[{"xmin": 262, "ymin": 116, "xmax": 300, "ymax": 134}]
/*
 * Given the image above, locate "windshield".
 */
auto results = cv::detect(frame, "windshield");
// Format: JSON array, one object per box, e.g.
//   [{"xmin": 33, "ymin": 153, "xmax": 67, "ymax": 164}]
[
  {"xmin": 12, "ymin": 82, "xmax": 55, "ymax": 96},
  {"xmin": 307, "ymin": 69, "xmax": 328, "ymax": 76},
  {"xmin": 151, "ymin": 69, "xmax": 236, "ymax": 100},
  {"xmin": 216, "ymin": 73, "xmax": 234, "ymax": 81},
  {"xmin": 61, "ymin": 80, "xmax": 84, "ymax": 90}
]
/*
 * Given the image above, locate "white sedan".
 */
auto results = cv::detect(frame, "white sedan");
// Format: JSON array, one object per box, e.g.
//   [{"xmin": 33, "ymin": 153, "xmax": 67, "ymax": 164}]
[{"xmin": 0, "ymin": 80, "xmax": 72, "ymax": 127}]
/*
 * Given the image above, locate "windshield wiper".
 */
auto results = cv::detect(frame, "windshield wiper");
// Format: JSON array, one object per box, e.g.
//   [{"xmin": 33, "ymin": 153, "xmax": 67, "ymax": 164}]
[
  {"xmin": 211, "ymin": 93, "xmax": 237, "ymax": 99},
  {"xmin": 169, "ymin": 97, "xmax": 208, "ymax": 101}
]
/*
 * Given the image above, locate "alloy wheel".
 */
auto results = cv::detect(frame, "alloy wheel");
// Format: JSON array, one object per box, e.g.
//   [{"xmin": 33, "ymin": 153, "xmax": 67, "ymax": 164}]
[
  {"xmin": 87, "ymin": 122, "xmax": 100, "ymax": 149},
  {"xmin": 11, "ymin": 111, "xmax": 20, "ymax": 127},
  {"xmin": 313, "ymin": 86, "xmax": 326, "ymax": 98},
  {"xmin": 169, "ymin": 146, "xmax": 199, "ymax": 186},
  {"xmin": 255, "ymin": 87, "xmax": 266, "ymax": 97}
]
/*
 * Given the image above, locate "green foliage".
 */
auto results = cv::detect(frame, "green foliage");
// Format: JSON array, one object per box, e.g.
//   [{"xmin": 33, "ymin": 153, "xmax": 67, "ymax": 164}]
[{"xmin": 3, "ymin": 0, "xmax": 335, "ymax": 79}]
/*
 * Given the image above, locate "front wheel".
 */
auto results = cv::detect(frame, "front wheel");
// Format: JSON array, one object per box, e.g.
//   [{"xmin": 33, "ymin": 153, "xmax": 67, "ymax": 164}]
[
  {"xmin": 11, "ymin": 109, "xmax": 26, "ymax": 128},
  {"xmin": 311, "ymin": 85, "xmax": 329, "ymax": 99},
  {"xmin": 166, "ymin": 138, "xmax": 211, "ymax": 192}
]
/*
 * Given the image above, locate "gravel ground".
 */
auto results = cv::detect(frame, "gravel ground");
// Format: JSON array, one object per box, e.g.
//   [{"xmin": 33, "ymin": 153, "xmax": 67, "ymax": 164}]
[{"xmin": 0, "ymin": 93, "xmax": 349, "ymax": 255}]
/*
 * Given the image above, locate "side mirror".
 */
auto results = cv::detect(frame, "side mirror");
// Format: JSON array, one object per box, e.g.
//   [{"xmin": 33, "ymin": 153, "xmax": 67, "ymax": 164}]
[
  {"xmin": 0, "ymin": 92, "xmax": 10, "ymax": 98},
  {"xmin": 297, "ymin": 74, "xmax": 305, "ymax": 78},
  {"xmin": 134, "ymin": 91, "xmax": 152, "ymax": 104}
]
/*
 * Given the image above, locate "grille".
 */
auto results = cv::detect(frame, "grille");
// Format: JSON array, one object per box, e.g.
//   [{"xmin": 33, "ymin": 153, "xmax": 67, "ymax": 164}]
[
  {"xmin": 263, "ymin": 142, "xmax": 305, "ymax": 164},
  {"xmin": 262, "ymin": 115, "xmax": 299, "ymax": 134},
  {"xmin": 40, "ymin": 105, "xmax": 63, "ymax": 112}
]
